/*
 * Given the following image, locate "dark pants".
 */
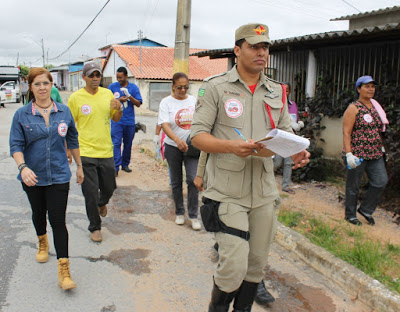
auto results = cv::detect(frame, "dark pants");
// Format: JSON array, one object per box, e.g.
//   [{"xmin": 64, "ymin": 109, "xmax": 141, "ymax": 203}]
[
  {"xmin": 111, "ymin": 122, "xmax": 135, "ymax": 171},
  {"xmin": 81, "ymin": 157, "xmax": 116, "ymax": 232},
  {"xmin": 345, "ymin": 157, "xmax": 388, "ymax": 219},
  {"xmin": 164, "ymin": 143, "xmax": 199, "ymax": 218},
  {"xmin": 22, "ymin": 182, "xmax": 70, "ymax": 259}
]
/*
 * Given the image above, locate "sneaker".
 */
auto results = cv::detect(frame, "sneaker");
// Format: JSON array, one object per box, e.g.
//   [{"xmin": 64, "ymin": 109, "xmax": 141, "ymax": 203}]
[
  {"xmin": 190, "ymin": 219, "xmax": 201, "ymax": 231},
  {"xmin": 98, "ymin": 205, "xmax": 107, "ymax": 217},
  {"xmin": 121, "ymin": 166, "xmax": 132, "ymax": 173},
  {"xmin": 357, "ymin": 208, "xmax": 375, "ymax": 225},
  {"xmin": 282, "ymin": 188, "xmax": 295, "ymax": 194},
  {"xmin": 175, "ymin": 215, "xmax": 185, "ymax": 225},
  {"xmin": 345, "ymin": 217, "xmax": 362, "ymax": 226},
  {"xmin": 89, "ymin": 230, "xmax": 102, "ymax": 242}
]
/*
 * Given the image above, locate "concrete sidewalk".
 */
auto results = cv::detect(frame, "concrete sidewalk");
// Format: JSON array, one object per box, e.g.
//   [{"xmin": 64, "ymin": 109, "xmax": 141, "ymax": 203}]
[{"xmin": 275, "ymin": 223, "xmax": 400, "ymax": 312}]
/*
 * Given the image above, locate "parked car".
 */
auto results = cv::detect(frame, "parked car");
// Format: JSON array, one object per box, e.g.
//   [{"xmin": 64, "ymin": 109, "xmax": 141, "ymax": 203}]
[{"xmin": 0, "ymin": 81, "xmax": 20, "ymax": 106}]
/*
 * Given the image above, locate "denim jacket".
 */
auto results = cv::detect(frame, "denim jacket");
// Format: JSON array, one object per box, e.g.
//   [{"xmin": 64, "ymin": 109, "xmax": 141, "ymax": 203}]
[{"xmin": 9, "ymin": 101, "xmax": 79, "ymax": 186}]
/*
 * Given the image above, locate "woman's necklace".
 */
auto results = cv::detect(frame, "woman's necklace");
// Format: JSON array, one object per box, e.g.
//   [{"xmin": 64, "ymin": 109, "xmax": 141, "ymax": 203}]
[{"xmin": 35, "ymin": 102, "xmax": 53, "ymax": 115}]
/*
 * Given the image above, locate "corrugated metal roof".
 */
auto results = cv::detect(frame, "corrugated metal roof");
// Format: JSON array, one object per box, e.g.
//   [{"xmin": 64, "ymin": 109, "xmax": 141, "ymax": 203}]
[
  {"xmin": 111, "ymin": 45, "xmax": 228, "ymax": 80},
  {"xmin": 331, "ymin": 6, "xmax": 400, "ymax": 21},
  {"xmin": 191, "ymin": 22, "xmax": 400, "ymax": 58}
]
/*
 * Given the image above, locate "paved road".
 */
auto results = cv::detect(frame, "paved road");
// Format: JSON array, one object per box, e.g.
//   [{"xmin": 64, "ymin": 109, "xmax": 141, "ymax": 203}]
[{"xmin": 0, "ymin": 101, "xmax": 370, "ymax": 312}]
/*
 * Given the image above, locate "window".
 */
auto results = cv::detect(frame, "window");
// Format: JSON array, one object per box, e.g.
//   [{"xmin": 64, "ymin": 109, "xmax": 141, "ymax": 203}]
[{"xmin": 149, "ymin": 82, "xmax": 172, "ymax": 112}]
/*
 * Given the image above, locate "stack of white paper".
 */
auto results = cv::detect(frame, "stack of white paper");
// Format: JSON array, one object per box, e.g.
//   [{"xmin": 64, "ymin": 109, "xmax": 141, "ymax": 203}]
[{"xmin": 257, "ymin": 129, "xmax": 310, "ymax": 158}]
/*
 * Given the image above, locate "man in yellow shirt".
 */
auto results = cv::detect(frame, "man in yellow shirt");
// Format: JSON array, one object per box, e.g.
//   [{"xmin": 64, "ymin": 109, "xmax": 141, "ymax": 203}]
[{"xmin": 68, "ymin": 62, "xmax": 122, "ymax": 242}]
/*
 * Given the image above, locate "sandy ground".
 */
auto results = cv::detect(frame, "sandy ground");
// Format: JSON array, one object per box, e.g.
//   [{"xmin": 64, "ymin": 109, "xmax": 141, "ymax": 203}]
[
  {"xmin": 276, "ymin": 177, "xmax": 400, "ymax": 246},
  {"xmin": 122, "ymin": 143, "xmax": 400, "ymax": 248}
]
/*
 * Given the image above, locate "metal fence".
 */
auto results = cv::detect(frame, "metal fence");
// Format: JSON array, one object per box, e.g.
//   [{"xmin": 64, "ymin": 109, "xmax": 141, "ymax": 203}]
[
  {"xmin": 269, "ymin": 40, "xmax": 400, "ymax": 106},
  {"xmin": 269, "ymin": 50, "xmax": 308, "ymax": 104},
  {"xmin": 317, "ymin": 40, "xmax": 400, "ymax": 102}
]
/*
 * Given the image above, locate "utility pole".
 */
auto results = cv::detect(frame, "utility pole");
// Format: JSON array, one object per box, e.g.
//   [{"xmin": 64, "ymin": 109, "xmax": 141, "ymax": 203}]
[
  {"xmin": 41, "ymin": 38, "xmax": 45, "ymax": 67},
  {"xmin": 173, "ymin": 0, "xmax": 191, "ymax": 75},
  {"xmin": 16, "ymin": 52, "xmax": 19, "ymax": 66},
  {"xmin": 138, "ymin": 30, "xmax": 143, "ymax": 73}
]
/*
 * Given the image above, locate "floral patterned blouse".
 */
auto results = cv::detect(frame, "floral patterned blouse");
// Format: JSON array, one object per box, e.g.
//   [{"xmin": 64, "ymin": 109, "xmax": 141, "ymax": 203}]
[{"xmin": 350, "ymin": 101, "xmax": 383, "ymax": 160}]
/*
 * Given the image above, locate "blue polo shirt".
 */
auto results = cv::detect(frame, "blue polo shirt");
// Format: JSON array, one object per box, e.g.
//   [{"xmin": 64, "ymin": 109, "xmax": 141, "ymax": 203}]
[
  {"xmin": 9, "ymin": 101, "xmax": 79, "ymax": 186},
  {"xmin": 108, "ymin": 82, "xmax": 142, "ymax": 126}
]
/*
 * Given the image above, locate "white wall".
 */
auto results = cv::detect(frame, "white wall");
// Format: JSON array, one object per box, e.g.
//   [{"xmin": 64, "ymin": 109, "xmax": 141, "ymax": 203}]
[{"xmin": 317, "ymin": 116, "xmax": 344, "ymax": 159}]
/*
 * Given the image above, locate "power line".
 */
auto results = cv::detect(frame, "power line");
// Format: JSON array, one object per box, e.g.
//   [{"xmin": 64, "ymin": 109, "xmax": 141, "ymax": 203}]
[
  {"xmin": 341, "ymin": 0, "xmax": 361, "ymax": 13},
  {"xmin": 48, "ymin": 0, "xmax": 111, "ymax": 61}
]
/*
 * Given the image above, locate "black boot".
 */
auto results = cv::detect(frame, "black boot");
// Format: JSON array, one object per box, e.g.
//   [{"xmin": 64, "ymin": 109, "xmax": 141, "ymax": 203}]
[
  {"xmin": 232, "ymin": 280, "xmax": 259, "ymax": 312},
  {"xmin": 254, "ymin": 281, "xmax": 275, "ymax": 305},
  {"xmin": 208, "ymin": 282, "xmax": 237, "ymax": 312}
]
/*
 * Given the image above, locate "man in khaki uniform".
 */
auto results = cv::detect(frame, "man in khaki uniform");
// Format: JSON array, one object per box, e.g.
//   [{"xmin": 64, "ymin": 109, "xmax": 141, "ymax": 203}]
[{"xmin": 191, "ymin": 23, "xmax": 310, "ymax": 311}]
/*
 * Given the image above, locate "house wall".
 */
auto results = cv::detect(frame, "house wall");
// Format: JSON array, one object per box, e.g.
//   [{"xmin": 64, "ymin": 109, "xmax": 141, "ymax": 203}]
[
  {"xmin": 318, "ymin": 116, "xmax": 344, "ymax": 159},
  {"xmin": 103, "ymin": 51, "xmax": 132, "ymax": 83},
  {"xmin": 136, "ymin": 79, "xmax": 202, "ymax": 112},
  {"xmin": 350, "ymin": 11, "xmax": 400, "ymax": 30}
]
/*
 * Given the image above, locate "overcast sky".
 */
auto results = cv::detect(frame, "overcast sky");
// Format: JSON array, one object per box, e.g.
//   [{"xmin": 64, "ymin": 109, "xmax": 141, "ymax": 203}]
[{"xmin": 1, "ymin": 0, "xmax": 399, "ymax": 67}]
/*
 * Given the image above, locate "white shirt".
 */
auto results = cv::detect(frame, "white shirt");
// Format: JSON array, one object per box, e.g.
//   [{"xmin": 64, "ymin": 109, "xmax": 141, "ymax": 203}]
[{"xmin": 158, "ymin": 95, "xmax": 196, "ymax": 148}]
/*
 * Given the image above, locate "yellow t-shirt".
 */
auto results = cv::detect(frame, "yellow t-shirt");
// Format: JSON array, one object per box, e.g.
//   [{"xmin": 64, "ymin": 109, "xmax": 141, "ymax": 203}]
[{"xmin": 68, "ymin": 87, "xmax": 118, "ymax": 158}]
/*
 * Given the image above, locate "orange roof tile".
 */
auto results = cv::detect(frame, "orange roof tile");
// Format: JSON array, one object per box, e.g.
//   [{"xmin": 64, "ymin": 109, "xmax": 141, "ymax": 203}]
[{"xmin": 112, "ymin": 45, "xmax": 228, "ymax": 81}]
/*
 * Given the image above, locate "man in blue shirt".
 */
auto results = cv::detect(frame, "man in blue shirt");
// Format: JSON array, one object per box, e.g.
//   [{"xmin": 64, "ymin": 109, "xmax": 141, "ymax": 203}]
[{"xmin": 108, "ymin": 67, "xmax": 142, "ymax": 176}]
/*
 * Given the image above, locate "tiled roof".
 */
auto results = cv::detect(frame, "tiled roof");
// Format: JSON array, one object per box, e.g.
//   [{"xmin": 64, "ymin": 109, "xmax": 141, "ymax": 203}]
[
  {"xmin": 331, "ymin": 6, "xmax": 400, "ymax": 21},
  {"xmin": 112, "ymin": 45, "xmax": 228, "ymax": 80}
]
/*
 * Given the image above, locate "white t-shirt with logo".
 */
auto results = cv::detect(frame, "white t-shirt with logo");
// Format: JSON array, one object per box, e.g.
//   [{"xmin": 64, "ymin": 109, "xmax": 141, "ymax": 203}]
[{"xmin": 158, "ymin": 95, "xmax": 196, "ymax": 148}]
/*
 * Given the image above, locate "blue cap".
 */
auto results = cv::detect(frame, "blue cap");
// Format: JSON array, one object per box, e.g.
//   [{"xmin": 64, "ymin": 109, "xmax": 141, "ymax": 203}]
[{"xmin": 355, "ymin": 75, "xmax": 376, "ymax": 95}]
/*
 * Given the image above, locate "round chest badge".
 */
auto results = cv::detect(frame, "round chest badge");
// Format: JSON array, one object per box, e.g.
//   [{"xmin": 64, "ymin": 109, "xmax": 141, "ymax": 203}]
[
  {"xmin": 225, "ymin": 99, "xmax": 243, "ymax": 118},
  {"xmin": 175, "ymin": 108, "xmax": 193, "ymax": 130},
  {"xmin": 81, "ymin": 104, "xmax": 92, "ymax": 115},
  {"xmin": 58, "ymin": 122, "xmax": 68, "ymax": 137},
  {"xmin": 363, "ymin": 114, "xmax": 373, "ymax": 123},
  {"xmin": 114, "ymin": 92, "xmax": 120, "ymax": 98}
]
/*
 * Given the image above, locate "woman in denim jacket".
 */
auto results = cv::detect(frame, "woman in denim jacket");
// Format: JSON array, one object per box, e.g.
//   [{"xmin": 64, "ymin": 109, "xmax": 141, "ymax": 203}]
[{"xmin": 9, "ymin": 67, "xmax": 83, "ymax": 290}]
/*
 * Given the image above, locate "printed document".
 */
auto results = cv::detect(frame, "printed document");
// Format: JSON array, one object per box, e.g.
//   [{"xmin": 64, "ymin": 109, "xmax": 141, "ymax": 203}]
[{"xmin": 256, "ymin": 129, "xmax": 309, "ymax": 158}]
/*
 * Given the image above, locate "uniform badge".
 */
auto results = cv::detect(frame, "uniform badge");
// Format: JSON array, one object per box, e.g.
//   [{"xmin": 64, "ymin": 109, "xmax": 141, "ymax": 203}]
[
  {"xmin": 114, "ymin": 92, "xmax": 120, "ymax": 98},
  {"xmin": 363, "ymin": 114, "xmax": 373, "ymax": 123},
  {"xmin": 58, "ymin": 122, "xmax": 68, "ymax": 137},
  {"xmin": 198, "ymin": 88, "xmax": 205, "ymax": 97},
  {"xmin": 224, "ymin": 99, "xmax": 243, "ymax": 118},
  {"xmin": 81, "ymin": 104, "xmax": 92, "ymax": 115}
]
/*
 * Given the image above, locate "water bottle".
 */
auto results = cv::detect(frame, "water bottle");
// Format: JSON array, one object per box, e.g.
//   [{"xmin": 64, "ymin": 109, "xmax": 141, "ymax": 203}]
[
  {"xmin": 155, "ymin": 144, "xmax": 161, "ymax": 159},
  {"xmin": 347, "ymin": 158, "xmax": 363, "ymax": 170}
]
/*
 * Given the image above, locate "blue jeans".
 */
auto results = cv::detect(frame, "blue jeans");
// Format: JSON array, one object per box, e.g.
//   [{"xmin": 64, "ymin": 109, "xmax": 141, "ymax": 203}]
[
  {"xmin": 345, "ymin": 157, "xmax": 388, "ymax": 219},
  {"xmin": 111, "ymin": 123, "xmax": 135, "ymax": 171},
  {"xmin": 164, "ymin": 143, "xmax": 199, "ymax": 218},
  {"xmin": 273, "ymin": 155, "xmax": 293, "ymax": 190}
]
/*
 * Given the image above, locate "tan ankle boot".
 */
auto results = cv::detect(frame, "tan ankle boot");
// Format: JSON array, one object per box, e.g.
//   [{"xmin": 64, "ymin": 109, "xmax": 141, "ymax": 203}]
[
  {"xmin": 58, "ymin": 258, "xmax": 76, "ymax": 290},
  {"xmin": 36, "ymin": 234, "xmax": 49, "ymax": 263}
]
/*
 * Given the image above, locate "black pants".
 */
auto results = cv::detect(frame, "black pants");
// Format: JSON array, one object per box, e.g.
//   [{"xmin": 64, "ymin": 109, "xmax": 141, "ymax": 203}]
[
  {"xmin": 81, "ymin": 156, "xmax": 116, "ymax": 232},
  {"xmin": 22, "ymin": 182, "xmax": 70, "ymax": 259},
  {"xmin": 164, "ymin": 143, "xmax": 199, "ymax": 218}
]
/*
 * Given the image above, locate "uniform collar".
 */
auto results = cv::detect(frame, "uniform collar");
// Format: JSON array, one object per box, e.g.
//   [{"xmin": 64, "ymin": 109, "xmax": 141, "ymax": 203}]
[{"xmin": 227, "ymin": 65, "xmax": 272, "ymax": 91}]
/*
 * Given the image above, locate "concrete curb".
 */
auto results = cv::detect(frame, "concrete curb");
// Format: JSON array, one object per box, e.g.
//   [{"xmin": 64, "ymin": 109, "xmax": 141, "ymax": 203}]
[{"xmin": 275, "ymin": 222, "xmax": 400, "ymax": 312}]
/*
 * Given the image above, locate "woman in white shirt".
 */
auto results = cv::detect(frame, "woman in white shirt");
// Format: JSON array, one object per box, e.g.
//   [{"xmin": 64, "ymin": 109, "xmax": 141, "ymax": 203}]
[{"xmin": 158, "ymin": 72, "xmax": 201, "ymax": 230}]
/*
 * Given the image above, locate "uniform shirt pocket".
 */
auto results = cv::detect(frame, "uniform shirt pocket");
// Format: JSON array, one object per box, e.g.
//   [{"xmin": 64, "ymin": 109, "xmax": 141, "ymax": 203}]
[
  {"xmin": 261, "ymin": 158, "xmax": 275, "ymax": 197},
  {"xmin": 212, "ymin": 156, "xmax": 246, "ymax": 199},
  {"xmin": 264, "ymin": 98, "xmax": 283, "ymax": 129},
  {"xmin": 217, "ymin": 96, "xmax": 245, "ymax": 129}
]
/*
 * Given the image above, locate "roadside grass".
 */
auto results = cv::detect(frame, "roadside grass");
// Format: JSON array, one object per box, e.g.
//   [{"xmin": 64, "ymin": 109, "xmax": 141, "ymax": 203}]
[{"xmin": 278, "ymin": 207, "xmax": 400, "ymax": 294}]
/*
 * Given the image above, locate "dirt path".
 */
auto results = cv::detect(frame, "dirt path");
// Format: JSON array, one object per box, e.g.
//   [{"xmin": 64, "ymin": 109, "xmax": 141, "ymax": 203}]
[
  {"xmin": 111, "ymin": 145, "xmax": 380, "ymax": 311},
  {"xmin": 276, "ymin": 177, "xmax": 400, "ymax": 246}
]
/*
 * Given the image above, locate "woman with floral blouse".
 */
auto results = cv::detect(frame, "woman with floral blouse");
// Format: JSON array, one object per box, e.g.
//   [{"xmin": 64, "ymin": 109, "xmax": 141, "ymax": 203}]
[{"xmin": 342, "ymin": 75, "xmax": 388, "ymax": 226}]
